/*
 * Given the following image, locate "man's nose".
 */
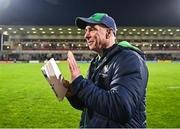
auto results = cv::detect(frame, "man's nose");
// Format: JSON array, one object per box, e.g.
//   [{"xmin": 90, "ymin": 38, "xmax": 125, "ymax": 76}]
[{"xmin": 84, "ymin": 31, "xmax": 90, "ymax": 39}]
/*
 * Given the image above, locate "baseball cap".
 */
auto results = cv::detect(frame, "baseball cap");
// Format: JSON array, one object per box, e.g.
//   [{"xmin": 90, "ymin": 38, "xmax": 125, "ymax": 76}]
[{"xmin": 75, "ymin": 13, "xmax": 117, "ymax": 35}]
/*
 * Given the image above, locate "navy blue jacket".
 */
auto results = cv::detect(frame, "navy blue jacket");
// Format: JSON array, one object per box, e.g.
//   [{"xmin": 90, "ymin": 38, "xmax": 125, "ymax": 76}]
[{"xmin": 67, "ymin": 43, "xmax": 148, "ymax": 128}]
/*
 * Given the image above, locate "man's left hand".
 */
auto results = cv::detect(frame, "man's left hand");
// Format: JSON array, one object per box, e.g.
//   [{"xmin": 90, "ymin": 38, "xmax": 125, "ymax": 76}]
[{"xmin": 67, "ymin": 51, "xmax": 81, "ymax": 82}]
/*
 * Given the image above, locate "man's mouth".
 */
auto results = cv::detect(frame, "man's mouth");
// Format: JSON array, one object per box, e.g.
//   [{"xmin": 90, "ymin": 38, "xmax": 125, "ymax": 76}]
[{"xmin": 88, "ymin": 41, "xmax": 94, "ymax": 45}]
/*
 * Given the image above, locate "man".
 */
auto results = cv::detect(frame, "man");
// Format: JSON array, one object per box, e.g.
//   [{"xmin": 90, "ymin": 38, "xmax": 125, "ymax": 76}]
[{"xmin": 66, "ymin": 13, "xmax": 148, "ymax": 128}]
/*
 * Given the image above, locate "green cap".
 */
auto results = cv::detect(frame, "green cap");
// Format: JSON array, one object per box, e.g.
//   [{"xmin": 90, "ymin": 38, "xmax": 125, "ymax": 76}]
[{"xmin": 75, "ymin": 13, "xmax": 117, "ymax": 34}]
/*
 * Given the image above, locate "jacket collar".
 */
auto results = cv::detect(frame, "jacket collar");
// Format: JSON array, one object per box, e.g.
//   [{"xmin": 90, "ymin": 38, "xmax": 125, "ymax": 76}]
[{"xmin": 95, "ymin": 44, "xmax": 122, "ymax": 72}]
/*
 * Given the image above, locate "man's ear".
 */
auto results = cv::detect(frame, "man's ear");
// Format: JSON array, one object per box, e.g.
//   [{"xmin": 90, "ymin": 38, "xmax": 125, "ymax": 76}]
[{"xmin": 106, "ymin": 29, "xmax": 112, "ymax": 39}]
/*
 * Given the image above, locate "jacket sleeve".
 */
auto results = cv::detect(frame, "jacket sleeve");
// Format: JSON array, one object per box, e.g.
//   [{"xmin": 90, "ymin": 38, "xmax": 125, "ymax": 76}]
[
  {"xmin": 71, "ymin": 52, "xmax": 148, "ymax": 124},
  {"xmin": 66, "ymin": 95, "xmax": 84, "ymax": 111}
]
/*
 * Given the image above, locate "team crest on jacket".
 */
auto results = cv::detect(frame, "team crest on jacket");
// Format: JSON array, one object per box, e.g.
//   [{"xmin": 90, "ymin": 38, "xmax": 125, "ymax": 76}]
[{"xmin": 103, "ymin": 65, "xmax": 108, "ymax": 73}]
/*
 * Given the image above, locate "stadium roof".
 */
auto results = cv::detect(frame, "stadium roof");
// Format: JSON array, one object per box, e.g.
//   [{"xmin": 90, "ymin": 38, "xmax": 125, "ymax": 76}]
[{"xmin": 1, "ymin": 25, "xmax": 180, "ymax": 40}]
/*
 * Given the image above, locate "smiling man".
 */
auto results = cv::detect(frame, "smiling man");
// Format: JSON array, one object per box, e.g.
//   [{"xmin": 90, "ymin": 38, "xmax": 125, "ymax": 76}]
[{"xmin": 66, "ymin": 13, "xmax": 149, "ymax": 128}]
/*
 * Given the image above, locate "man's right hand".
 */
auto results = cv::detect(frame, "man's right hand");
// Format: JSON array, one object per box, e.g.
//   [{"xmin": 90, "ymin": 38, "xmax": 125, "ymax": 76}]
[{"xmin": 62, "ymin": 78, "xmax": 73, "ymax": 97}]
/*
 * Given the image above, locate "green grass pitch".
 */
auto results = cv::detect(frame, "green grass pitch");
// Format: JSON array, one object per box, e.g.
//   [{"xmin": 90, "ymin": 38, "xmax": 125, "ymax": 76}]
[{"xmin": 0, "ymin": 62, "xmax": 180, "ymax": 128}]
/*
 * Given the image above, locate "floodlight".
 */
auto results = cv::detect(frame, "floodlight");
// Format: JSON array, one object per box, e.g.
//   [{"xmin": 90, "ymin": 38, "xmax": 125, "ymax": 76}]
[
  {"xmin": 132, "ymin": 29, "xmax": 136, "ymax": 31},
  {"xmin": 3, "ymin": 31, "xmax": 8, "ymax": 35}
]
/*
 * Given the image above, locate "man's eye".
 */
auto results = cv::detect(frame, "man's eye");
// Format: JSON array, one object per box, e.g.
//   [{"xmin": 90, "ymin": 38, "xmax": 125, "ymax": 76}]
[
  {"xmin": 90, "ymin": 28, "xmax": 96, "ymax": 31},
  {"xmin": 85, "ymin": 27, "xmax": 96, "ymax": 33}
]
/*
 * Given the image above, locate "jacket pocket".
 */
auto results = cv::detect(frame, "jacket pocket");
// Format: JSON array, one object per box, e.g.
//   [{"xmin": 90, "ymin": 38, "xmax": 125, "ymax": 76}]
[{"xmin": 88, "ymin": 113, "xmax": 108, "ymax": 127}]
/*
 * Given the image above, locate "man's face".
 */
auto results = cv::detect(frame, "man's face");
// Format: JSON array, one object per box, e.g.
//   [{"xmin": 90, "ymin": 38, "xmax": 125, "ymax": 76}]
[{"xmin": 84, "ymin": 24, "xmax": 109, "ymax": 52}]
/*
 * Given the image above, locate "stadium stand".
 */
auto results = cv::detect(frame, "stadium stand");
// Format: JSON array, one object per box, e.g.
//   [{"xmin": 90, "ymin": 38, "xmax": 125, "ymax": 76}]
[{"xmin": 0, "ymin": 25, "xmax": 180, "ymax": 62}]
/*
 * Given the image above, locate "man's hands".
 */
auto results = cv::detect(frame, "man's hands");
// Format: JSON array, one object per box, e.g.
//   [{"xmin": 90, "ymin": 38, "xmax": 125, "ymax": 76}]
[
  {"xmin": 47, "ymin": 75, "xmax": 73, "ymax": 97},
  {"xmin": 67, "ymin": 51, "xmax": 81, "ymax": 82},
  {"xmin": 62, "ymin": 78, "xmax": 73, "ymax": 97},
  {"xmin": 46, "ymin": 51, "xmax": 81, "ymax": 98}
]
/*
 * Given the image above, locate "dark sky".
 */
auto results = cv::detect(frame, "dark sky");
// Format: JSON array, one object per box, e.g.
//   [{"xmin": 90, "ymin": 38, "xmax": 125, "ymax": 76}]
[{"xmin": 0, "ymin": 0, "xmax": 180, "ymax": 26}]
